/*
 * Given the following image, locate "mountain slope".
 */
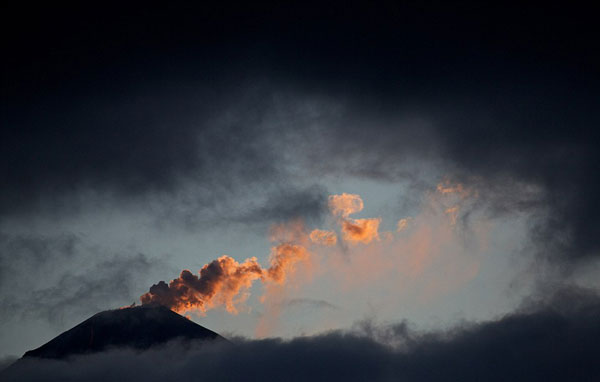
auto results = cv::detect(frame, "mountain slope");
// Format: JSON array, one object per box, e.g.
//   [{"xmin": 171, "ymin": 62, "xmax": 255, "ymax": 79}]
[{"xmin": 22, "ymin": 305, "xmax": 225, "ymax": 359}]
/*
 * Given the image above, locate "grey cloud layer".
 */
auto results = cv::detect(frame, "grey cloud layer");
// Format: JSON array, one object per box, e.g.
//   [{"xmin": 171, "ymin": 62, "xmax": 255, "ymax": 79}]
[
  {"xmin": 0, "ymin": 233, "xmax": 164, "ymax": 325},
  {"xmin": 3, "ymin": 4, "xmax": 598, "ymax": 267},
  {"xmin": 3, "ymin": 288, "xmax": 599, "ymax": 381}
]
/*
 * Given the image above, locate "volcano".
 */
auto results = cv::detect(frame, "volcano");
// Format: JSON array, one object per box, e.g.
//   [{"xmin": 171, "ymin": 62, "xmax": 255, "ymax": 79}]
[{"xmin": 20, "ymin": 305, "xmax": 226, "ymax": 360}]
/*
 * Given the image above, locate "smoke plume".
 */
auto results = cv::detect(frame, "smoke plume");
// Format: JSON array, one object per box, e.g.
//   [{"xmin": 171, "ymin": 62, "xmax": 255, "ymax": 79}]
[
  {"xmin": 140, "ymin": 256, "xmax": 264, "ymax": 314},
  {"xmin": 309, "ymin": 229, "xmax": 337, "ymax": 246},
  {"xmin": 141, "ymin": 182, "xmax": 483, "ymax": 327},
  {"xmin": 141, "ymin": 223, "xmax": 314, "ymax": 315}
]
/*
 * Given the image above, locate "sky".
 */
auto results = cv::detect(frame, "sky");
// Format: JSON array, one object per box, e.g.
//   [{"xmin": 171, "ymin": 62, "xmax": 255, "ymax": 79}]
[{"xmin": 1, "ymin": 2, "xmax": 600, "ymax": 379}]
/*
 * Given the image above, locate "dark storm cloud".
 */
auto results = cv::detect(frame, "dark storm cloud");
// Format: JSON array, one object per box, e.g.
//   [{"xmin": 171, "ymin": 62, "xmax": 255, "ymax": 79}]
[
  {"xmin": 294, "ymin": 86, "xmax": 600, "ymax": 264},
  {"xmin": 24, "ymin": 254, "xmax": 160, "ymax": 324},
  {"xmin": 4, "ymin": 287, "xmax": 599, "ymax": 381},
  {"xmin": 0, "ymin": 232, "xmax": 78, "ymax": 288},
  {"xmin": 265, "ymin": 4, "xmax": 600, "ymax": 265},
  {"xmin": 2, "ymin": 2, "xmax": 599, "ymax": 265},
  {"xmin": 0, "ymin": 232, "xmax": 164, "ymax": 324},
  {"xmin": 0, "ymin": 84, "xmax": 282, "ymax": 216},
  {"xmin": 146, "ymin": 182, "xmax": 328, "ymax": 233},
  {"xmin": 241, "ymin": 186, "xmax": 327, "ymax": 225}
]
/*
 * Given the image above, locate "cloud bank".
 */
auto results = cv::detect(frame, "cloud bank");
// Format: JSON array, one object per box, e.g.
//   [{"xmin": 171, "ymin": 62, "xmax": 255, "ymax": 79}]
[
  {"xmin": 2, "ymin": 3, "xmax": 598, "ymax": 267},
  {"xmin": 3, "ymin": 288, "xmax": 599, "ymax": 381}
]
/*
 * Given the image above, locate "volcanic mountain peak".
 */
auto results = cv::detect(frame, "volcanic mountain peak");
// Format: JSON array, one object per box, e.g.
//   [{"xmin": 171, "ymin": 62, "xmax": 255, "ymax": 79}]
[{"xmin": 22, "ymin": 305, "xmax": 226, "ymax": 360}]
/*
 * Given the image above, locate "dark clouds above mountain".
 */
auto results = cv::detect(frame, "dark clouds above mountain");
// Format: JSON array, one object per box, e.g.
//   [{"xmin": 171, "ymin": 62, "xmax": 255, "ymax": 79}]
[
  {"xmin": 3, "ymin": 287, "xmax": 599, "ymax": 381},
  {"xmin": 0, "ymin": 232, "xmax": 165, "ymax": 325},
  {"xmin": 2, "ymin": 2, "xmax": 599, "ymax": 266}
]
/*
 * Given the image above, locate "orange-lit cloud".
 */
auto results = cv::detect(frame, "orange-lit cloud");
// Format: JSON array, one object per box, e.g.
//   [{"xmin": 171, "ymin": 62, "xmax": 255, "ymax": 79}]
[
  {"xmin": 257, "ymin": 236, "xmax": 315, "ymax": 338},
  {"xmin": 341, "ymin": 218, "xmax": 381, "ymax": 244},
  {"xmin": 142, "ymin": 228, "xmax": 313, "ymax": 315},
  {"xmin": 436, "ymin": 179, "xmax": 471, "ymax": 198},
  {"xmin": 327, "ymin": 193, "xmax": 381, "ymax": 244},
  {"xmin": 143, "ymin": 180, "xmax": 489, "ymax": 338},
  {"xmin": 328, "ymin": 193, "xmax": 363, "ymax": 217},
  {"xmin": 140, "ymin": 255, "xmax": 264, "ymax": 314},
  {"xmin": 309, "ymin": 229, "xmax": 337, "ymax": 246},
  {"xmin": 320, "ymin": 182, "xmax": 487, "ymax": 317},
  {"xmin": 266, "ymin": 243, "xmax": 310, "ymax": 284}
]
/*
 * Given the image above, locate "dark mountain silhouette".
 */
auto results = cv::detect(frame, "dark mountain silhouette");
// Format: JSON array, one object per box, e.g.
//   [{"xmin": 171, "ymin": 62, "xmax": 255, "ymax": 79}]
[{"xmin": 21, "ymin": 305, "xmax": 226, "ymax": 360}]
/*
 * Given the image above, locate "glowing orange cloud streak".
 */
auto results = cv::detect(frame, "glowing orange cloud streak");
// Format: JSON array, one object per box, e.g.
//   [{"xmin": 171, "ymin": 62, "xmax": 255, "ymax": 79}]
[
  {"xmin": 436, "ymin": 179, "xmax": 471, "ymax": 198},
  {"xmin": 328, "ymin": 193, "xmax": 363, "ymax": 217},
  {"xmin": 341, "ymin": 218, "xmax": 381, "ymax": 244},
  {"xmin": 267, "ymin": 243, "xmax": 310, "ymax": 284},
  {"xmin": 309, "ymin": 229, "xmax": 337, "ymax": 246},
  {"xmin": 141, "ymin": 243, "xmax": 311, "ymax": 314},
  {"xmin": 327, "ymin": 193, "xmax": 382, "ymax": 244}
]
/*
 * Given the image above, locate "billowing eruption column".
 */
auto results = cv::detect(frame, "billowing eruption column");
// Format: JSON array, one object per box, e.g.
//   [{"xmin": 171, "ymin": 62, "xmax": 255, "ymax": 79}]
[
  {"xmin": 140, "ymin": 242, "xmax": 309, "ymax": 314},
  {"xmin": 140, "ymin": 256, "xmax": 264, "ymax": 314},
  {"xmin": 141, "ymin": 193, "xmax": 386, "ymax": 315},
  {"xmin": 141, "ymin": 186, "xmax": 466, "ymax": 316}
]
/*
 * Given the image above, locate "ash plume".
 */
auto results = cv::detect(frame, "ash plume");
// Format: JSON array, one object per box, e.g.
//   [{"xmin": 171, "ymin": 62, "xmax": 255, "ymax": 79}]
[
  {"xmin": 141, "ymin": 235, "xmax": 311, "ymax": 315},
  {"xmin": 141, "ymin": 185, "xmax": 474, "ymax": 319}
]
